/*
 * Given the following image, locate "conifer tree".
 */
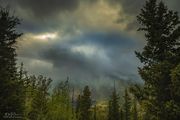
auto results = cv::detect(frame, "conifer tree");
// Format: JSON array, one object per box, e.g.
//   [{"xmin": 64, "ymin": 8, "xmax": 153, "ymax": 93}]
[
  {"xmin": 171, "ymin": 64, "xmax": 180, "ymax": 103},
  {"xmin": 108, "ymin": 90, "xmax": 120, "ymax": 120},
  {"xmin": 124, "ymin": 89, "xmax": 131, "ymax": 120},
  {"xmin": 76, "ymin": 94, "xmax": 81, "ymax": 119},
  {"xmin": 167, "ymin": 64, "xmax": 180, "ymax": 120},
  {"xmin": 0, "ymin": 7, "xmax": 24, "ymax": 118},
  {"xmin": 132, "ymin": 99, "xmax": 138, "ymax": 120},
  {"xmin": 136, "ymin": 0, "xmax": 180, "ymax": 119},
  {"xmin": 79, "ymin": 86, "xmax": 91, "ymax": 120},
  {"xmin": 120, "ymin": 109, "xmax": 124, "ymax": 120},
  {"xmin": 28, "ymin": 75, "xmax": 52, "ymax": 120},
  {"xmin": 93, "ymin": 104, "xmax": 97, "ymax": 120}
]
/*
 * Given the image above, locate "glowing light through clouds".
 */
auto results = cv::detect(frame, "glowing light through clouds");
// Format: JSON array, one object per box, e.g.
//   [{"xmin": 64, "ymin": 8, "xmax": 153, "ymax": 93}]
[{"xmin": 33, "ymin": 33, "xmax": 58, "ymax": 41}]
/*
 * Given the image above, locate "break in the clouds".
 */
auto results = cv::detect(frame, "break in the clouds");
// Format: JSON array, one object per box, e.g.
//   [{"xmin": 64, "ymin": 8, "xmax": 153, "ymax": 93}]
[{"xmin": 1, "ymin": 0, "xmax": 180, "ymax": 97}]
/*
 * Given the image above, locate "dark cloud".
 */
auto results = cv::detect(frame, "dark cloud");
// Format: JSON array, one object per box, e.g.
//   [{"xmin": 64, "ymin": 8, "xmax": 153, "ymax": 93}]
[
  {"xmin": 125, "ymin": 20, "xmax": 139, "ymax": 31},
  {"xmin": 107, "ymin": 0, "xmax": 145, "ymax": 15},
  {"xmin": 18, "ymin": 31, "xmax": 141, "ymax": 80},
  {"xmin": 18, "ymin": 31, "xmax": 141, "ymax": 84},
  {"xmin": 41, "ymin": 47, "xmax": 94, "ymax": 73},
  {"xmin": 1, "ymin": 0, "xmax": 179, "ymax": 99},
  {"xmin": 3, "ymin": 0, "xmax": 98, "ymax": 19},
  {"xmin": 105, "ymin": 0, "xmax": 145, "ymax": 32},
  {"xmin": 33, "ymin": 31, "xmax": 142, "ymax": 82},
  {"xmin": 107, "ymin": 0, "xmax": 180, "ymax": 16},
  {"xmin": 63, "ymin": 33, "xmax": 135, "ymax": 51},
  {"xmin": 76, "ymin": 31, "xmax": 136, "ymax": 47},
  {"xmin": 108, "ymin": 0, "xmax": 180, "ymax": 32},
  {"xmin": 1, "ymin": 0, "xmax": 99, "ymax": 33},
  {"xmin": 28, "ymin": 31, "xmax": 142, "ymax": 99},
  {"xmin": 15, "ymin": 0, "xmax": 79, "ymax": 18}
]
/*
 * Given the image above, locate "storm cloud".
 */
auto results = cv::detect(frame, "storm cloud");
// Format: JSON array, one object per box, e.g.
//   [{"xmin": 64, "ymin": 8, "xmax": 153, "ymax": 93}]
[
  {"xmin": 18, "ymin": 31, "xmax": 141, "ymax": 80},
  {"xmin": 16, "ymin": 31, "xmax": 142, "ymax": 98},
  {"xmin": 107, "ymin": 0, "xmax": 180, "ymax": 15},
  {"xmin": 1, "ymin": 0, "xmax": 179, "ymax": 98},
  {"xmin": 107, "ymin": 0, "xmax": 145, "ymax": 15},
  {"xmin": 15, "ymin": 0, "xmax": 79, "ymax": 18},
  {"xmin": 3, "ymin": 0, "xmax": 98, "ymax": 19},
  {"xmin": 107, "ymin": 0, "xmax": 180, "ymax": 32}
]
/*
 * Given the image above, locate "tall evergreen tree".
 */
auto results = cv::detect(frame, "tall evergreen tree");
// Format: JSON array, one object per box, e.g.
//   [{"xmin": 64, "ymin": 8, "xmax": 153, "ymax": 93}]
[
  {"xmin": 76, "ymin": 94, "xmax": 81, "ymax": 119},
  {"xmin": 108, "ymin": 90, "xmax": 120, "ymax": 120},
  {"xmin": 120, "ymin": 109, "xmax": 124, "ymax": 120},
  {"xmin": 132, "ymin": 99, "xmax": 138, "ymax": 120},
  {"xmin": 136, "ymin": 0, "xmax": 180, "ymax": 119},
  {"xmin": 28, "ymin": 75, "xmax": 52, "ymax": 120},
  {"xmin": 124, "ymin": 89, "xmax": 131, "ymax": 120},
  {"xmin": 136, "ymin": 0, "xmax": 180, "ymax": 64},
  {"xmin": 93, "ymin": 103, "xmax": 97, "ymax": 120},
  {"xmin": 72, "ymin": 87, "xmax": 75, "ymax": 119},
  {"xmin": 79, "ymin": 86, "xmax": 91, "ymax": 120},
  {"xmin": 0, "ymin": 7, "xmax": 24, "ymax": 118}
]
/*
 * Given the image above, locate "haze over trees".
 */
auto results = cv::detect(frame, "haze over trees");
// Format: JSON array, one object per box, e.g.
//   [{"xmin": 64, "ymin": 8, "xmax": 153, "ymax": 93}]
[{"xmin": 0, "ymin": 0, "xmax": 180, "ymax": 119}]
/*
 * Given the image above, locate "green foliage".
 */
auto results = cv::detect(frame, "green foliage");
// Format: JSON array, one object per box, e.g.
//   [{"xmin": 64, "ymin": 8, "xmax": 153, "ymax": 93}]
[
  {"xmin": 171, "ymin": 64, "xmax": 180, "ymax": 101},
  {"xmin": 108, "ymin": 90, "xmax": 120, "ymax": 120},
  {"xmin": 93, "ymin": 104, "xmax": 97, "ymax": 120},
  {"xmin": 94, "ymin": 101, "xmax": 108, "ymax": 120},
  {"xmin": 27, "ymin": 75, "xmax": 52, "ymax": 120},
  {"xmin": 47, "ymin": 80, "xmax": 75, "ymax": 120},
  {"xmin": 131, "ymin": 99, "xmax": 138, "ymax": 120},
  {"xmin": 167, "ymin": 64, "xmax": 180, "ymax": 120},
  {"xmin": 0, "ymin": 7, "xmax": 25, "ymax": 118},
  {"xmin": 124, "ymin": 89, "xmax": 131, "ymax": 120},
  {"xmin": 120, "ymin": 109, "xmax": 123, "ymax": 120},
  {"xmin": 135, "ymin": 0, "xmax": 180, "ymax": 119},
  {"xmin": 136, "ymin": 0, "xmax": 180, "ymax": 64},
  {"xmin": 76, "ymin": 95, "xmax": 81, "ymax": 119},
  {"xmin": 78, "ymin": 86, "xmax": 92, "ymax": 120},
  {"xmin": 129, "ymin": 84, "xmax": 145, "ymax": 102}
]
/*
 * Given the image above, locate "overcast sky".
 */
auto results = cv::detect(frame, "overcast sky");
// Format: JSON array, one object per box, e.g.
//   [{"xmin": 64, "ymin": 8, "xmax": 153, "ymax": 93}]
[{"xmin": 1, "ymin": 0, "xmax": 180, "ymax": 98}]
